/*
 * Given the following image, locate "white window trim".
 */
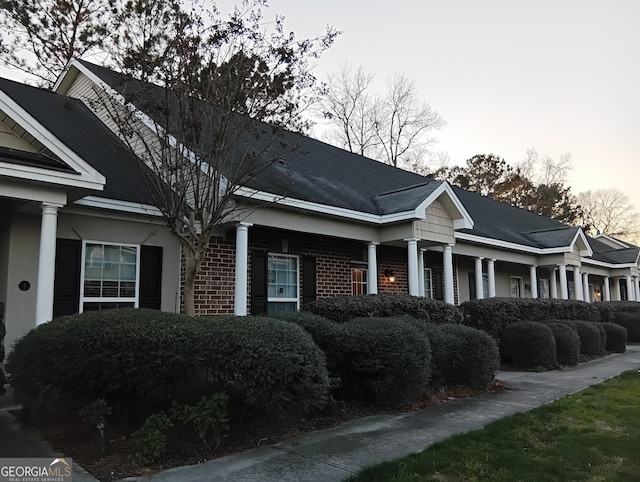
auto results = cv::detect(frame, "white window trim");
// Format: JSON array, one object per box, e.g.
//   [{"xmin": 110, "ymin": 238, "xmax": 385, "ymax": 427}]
[
  {"xmin": 267, "ymin": 253, "xmax": 300, "ymax": 309},
  {"xmin": 538, "ymin": 278, "xmax": 550, "ymax": 299},
  {"xmin": 79, "ymin": 240, "xmax": 141, "ymax": 312},
  {"xmin": 352, "ymin": 267, "xmax": 368, "ymax": 295},
  {"xmin": 510, "ymin": 276, "xmax": 523, "ymax": 298},
  {"xmin": 423, "ymin": 267, "xmax": 434, "ymax": 299}
]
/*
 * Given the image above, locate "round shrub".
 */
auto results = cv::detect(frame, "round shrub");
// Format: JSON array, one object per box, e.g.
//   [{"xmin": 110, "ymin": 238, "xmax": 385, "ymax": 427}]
[
  {"xmin": 198, "ymin": 316, "xmax": 330, "ymax": 415},
  {"xmin": 414, "ymin": 323, "xmax": 499, "ymax": 390},
  {"xmin": 499, "ymin": 321, "xmax": 557, "ymax": 370},
  {"xmin": 600, "ymin": 322, "xmax": 627, "ymax": 353},
  {"xmin": 275, "ymin": 312, "xmax": 431, "ymax": 406},
  {"xmin": 303, "ymin": 294, "xmax": 461, "ymax": 324},
  {"xmin": 570, "ymin": 320, "xmax": 602, "ymax": 356},
  {"xmin": 544, "ymin": 322, "xmax": 580, "ymax": 367},
  {"xmin": 336, "ymin": 317, "xmax": 431, "ymax": 406},
  {"xmin": 7, "ymin": 309, "xmax": 330, "ymax": 421},
  {"xmin": 613, "ymin": 312, "xmax": 640, "ymax": 342}
]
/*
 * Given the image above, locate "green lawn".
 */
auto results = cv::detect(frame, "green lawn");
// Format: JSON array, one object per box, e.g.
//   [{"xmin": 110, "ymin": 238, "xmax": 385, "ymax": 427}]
[{"xmin": 346, "ymin": 370, "xmax": 640, "ymax": 482}]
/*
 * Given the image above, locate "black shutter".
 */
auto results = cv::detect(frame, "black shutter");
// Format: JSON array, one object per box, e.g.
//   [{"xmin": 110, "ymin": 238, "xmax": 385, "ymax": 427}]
[
  {"xmin": 302, "ymin": 255, "xmax": 317, "ymax": 306},
  {"xmin": 140, "ymin": 245, "xmax": 163, "ymax": 309},
  {"xmin": 468, "ymin": 272, "xmax": 476, "ymax": 300},
  {"xmin": 251, "ymin": 251, "xmax": 268, "ymax": 315},
  {"xmin": 433, "ymin": 269, "xmax": 443, "ymax": 301},
  {"xmin": 53, "ymin": 239, "xmax": 81, "ymax": 318}
]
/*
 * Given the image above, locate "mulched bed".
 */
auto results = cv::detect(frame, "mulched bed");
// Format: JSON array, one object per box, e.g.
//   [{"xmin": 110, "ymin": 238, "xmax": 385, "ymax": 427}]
[{"xmin": 22, "ymin": 381, "xmax": 509, "ymax": 482}]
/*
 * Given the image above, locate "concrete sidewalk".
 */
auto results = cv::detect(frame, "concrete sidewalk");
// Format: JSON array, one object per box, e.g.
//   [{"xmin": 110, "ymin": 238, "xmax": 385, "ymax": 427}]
[
  {"xmin": 123, "ymin": 345, "xmax": 640, "ymax": 482},
  {"xmin": 0, "ymin": 390, "xmax": 99, "ymax": 482},
  {"xmin": 2, "ymin": 346, "xmax": 639, "ymax": 482}
]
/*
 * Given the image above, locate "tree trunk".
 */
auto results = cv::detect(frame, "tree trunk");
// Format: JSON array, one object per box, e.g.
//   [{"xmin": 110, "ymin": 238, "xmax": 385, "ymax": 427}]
[{"xmin": 183, "ymin": 251, "xmax": 202, "ymax": 316}]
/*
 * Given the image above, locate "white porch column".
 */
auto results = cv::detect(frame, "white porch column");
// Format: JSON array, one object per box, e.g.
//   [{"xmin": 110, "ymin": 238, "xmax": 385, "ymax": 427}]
[
  {"xmin": 549, "ymin": 268, "xmax": 558, "ymax": 299},
  {"xmin": 418, "ymin": 249, "xmax": 426, "ymax": 297},
  {"xmin": 474, "ymin": 257, "xmax": 484, "ymax": 300},
  {"xmin": 582, "ymin": 272, "xmax": 590, "ymax": 302},
  {"xmin": 635, "ymin": 277, "xmax": 640, "ymax": 302},
  {"xmin": 626, "ymin": 275, "xmax": 635, "ymax": 301},
  {"xmin": 487, "ymin": 258, "xmax": 496, "ymax": 298},
  {"xmin": 405, "ymin": 238, "xmax": 420, "ymax": 296},
  {"xmin": 367, "ymin": 242, "xmax": 378, "ymax": 295},
  {"xmin": 529, "ymin": 265, "xmax": 538, "ymax": 299},
  {"xmin": 574, "ymin": 266, "xmax": 583, "ymax": 301},
  {"xmin": 613, "ymin": 277, "xmax": 621, "ymax": 301},
  {"xmin": 443, "ymin": 244, "xmax": 455, "ymax": 304},
  {"xmin": 35, "ymin": 203, "xmax": 62, "ymax": 325},
  {"xmin": 234, "ymin": 222, "xmax": 251, "ymax": 316},
  {"xmin": 558, "ymin": 264, "xmax": 568, "ymax": 300},
  {"xmin": 603, "ymin": 276, "xmax": 611, "ymax": 301}
]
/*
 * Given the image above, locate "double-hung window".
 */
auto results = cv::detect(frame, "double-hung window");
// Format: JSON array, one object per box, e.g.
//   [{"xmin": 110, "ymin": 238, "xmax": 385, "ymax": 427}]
[
  {"xmin": 510, "ymin": 277, "xmax": 522, "ymax": 298},
  {"xmin": 424, "ymin": 268, "xmax": 434, "ymax": 299},
  {"xmin": 352, "ymin": 268, "xmax": 368, "ymax": 295},
  {"xmin": 538, "ymin": 279, "xmax": 550, "ymax": 299},
  {"xmin": 267, "ymin": 254, "xmax": 299, "ymax": 313},
  {"xmin": 80, "ymin": 241, "xmax": 140, "ymax": 312}
]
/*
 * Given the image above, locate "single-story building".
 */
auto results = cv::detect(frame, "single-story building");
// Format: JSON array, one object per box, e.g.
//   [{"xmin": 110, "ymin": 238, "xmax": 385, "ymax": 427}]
[{"xmin": 1, "ymin": 59, "xmax": 638, "ymax": 352}]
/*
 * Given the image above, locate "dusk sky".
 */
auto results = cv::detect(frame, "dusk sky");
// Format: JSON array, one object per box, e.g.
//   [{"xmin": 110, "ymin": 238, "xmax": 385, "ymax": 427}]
[
  {"xmin": 2, "ymin": 1, "xmax": 638, "ymax": 209},
  {"xmin": 226, "ymin": 0, "xmax": 640, "ymax": 208}
]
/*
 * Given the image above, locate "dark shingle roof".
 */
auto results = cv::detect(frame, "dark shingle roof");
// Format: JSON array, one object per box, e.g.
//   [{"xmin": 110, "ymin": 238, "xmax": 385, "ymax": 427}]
[
  {"xmin": 453, "ymin": 187, "xmax": 572, "ymax": 247},
  {"xmin": 77, "ymin": 60, "xmax": 434, "ymax": 215},
  {"xmin": 0, "ymin": 76, "xmax": 158, "ymax": 204}
]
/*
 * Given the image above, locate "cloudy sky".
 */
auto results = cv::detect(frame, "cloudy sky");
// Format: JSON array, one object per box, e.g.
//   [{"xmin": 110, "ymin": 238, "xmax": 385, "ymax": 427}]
[
  {"xmin": 2, "ymin": 1, "xmax": 638, "ymax": 208},
  {"xmin": 225, "ymin": 0, "xmax": 640, "ymax": 207}
]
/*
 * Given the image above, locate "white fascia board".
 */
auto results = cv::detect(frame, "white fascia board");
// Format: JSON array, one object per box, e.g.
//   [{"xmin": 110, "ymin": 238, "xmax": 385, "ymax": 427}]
[
  {"xmin": 0, "ymin": 162, "xmax": 102, "ymax": 191},
  {"xmin": 235, "ymin": 186, "xmax": 424, "ymax": 224},
  {"xmin": 0, "ymin": 90, "xmax": 105, "ymax": 190},
  {"xmin": 593, "ymin": 233, "xmax": 630, "ymax": 249},
  {"xmin": 414, "ymin": 182, "xmax": 474, "ymax": 229},
  {"xmin": 70, "ymin": 60, "xmax": 208, "ymax": 174},
  {"xmin": 73, "ymin": 196, "xmax": 163, "ymax": 217},
  {"xmin": 455, "ymin": 231, "xmax": 572, "ymax": 255},
  {"xmin": 580, "ymin": 257, "xmax": 636, "ymax": 269}
]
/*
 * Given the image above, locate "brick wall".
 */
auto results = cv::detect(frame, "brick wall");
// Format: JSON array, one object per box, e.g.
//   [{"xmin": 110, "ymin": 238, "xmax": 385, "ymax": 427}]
[{"xmin": 180, "ymin": 226, "xmax": 459, "ymax": 315}]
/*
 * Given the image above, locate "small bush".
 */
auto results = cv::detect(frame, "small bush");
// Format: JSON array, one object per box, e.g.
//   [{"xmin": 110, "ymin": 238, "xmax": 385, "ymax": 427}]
[
  {"xmin": 613, "ymin": 312, "xmax": 640, "ymax": 342},
  {"xmin": 303, "ymin": 294, "xmax": 461, "ymax": 324},
  {"xmin": 169, "ymin": 393, "xmax": 229, "ymax": 451},
  {"xmin": 600, "ymin": 323, "xmax": 627, "ymax": 353},
  {"xmin": 544, "ymin": 322, "xmax": 580, "ymax": 367},
  {"xmin": 461, "ymin": 298, "xmax": 599, "ymax": 339},
  {"xmin": 133, "ymin": 412, "xmax": 172, "ymax": 464},
  {"xmin": 499, "ymin": 321, "xmax": 558, "ymax": 370},
  {"xmin": 413, "ymin": 323, "xmax": 499, "ymax": 390}
]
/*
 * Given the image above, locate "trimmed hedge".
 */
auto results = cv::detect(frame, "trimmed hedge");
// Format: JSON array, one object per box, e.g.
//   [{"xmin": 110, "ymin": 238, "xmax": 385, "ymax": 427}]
[
  {"xmin": 595, "ymin": 301, "xmax": 640, "ymax": 322},
  {"xmin": 499, "ymin": 321, "xmax": 558, "ymax": 370},
  {"xmin": 560, "ymin": 320, "xmax": 601, "ymax": 356},
  {"xmin": 460, "ymin": 298, "xmax": 600, "ymax": 339},
  {"xmin": 7, "ymin": 309, "xmax": 330, "ymax": 421},
  {"xmin": 414, "ymin": 323, "xmax": 499, "ymax": 390},
  {"xmin": 303, "ymin": 294, "xmax": 462, "ymax": 324},
  {"xmin": 544, "ymin": 322, "xmax": 580, "ymax": 367},
  {"xmin": 278, "ymin": 312, "xmax": 431, "ymax": 406},
  {"xmin": 612, "ymin": 312, "xmax": 640, "ymax": 342},
  {"xmin": 600, "ymin": 322, "xmax": 627, "ymax": 353}
]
